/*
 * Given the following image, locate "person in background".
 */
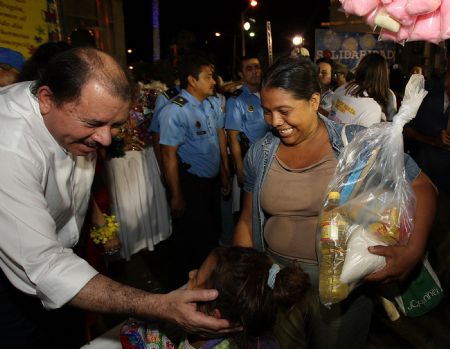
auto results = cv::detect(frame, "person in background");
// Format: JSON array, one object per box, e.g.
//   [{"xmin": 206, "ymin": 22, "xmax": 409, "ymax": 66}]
[
  {"xmin": 404, "ymin": 69, "xmax": 450, "ymax": 290},
  {"xmin": 18, "ymin": 41, "xmax": 71, "ymax": 82},
  {"xmin": 0, "ymin": 47, "xmax": 25, "ymax": 87},
  {"xmin": 209, "ymin": 70, "xmax": 233, "ymax": 246},
  {"xmin": 159, "ymin": 55, "xmax": 224, "ymax": 289},
  {"xmin": 316, "ymin": 57, "xmax": 335, "ymax": 117},
  {"xmin": 104, "ymin": 81, "xmax": 172, "ymax": 261},
  {"xmin": 149, "ymin": 82, "xmax": 181, "ymax": 171},
  {"xmin": 410, "ymin": 65, "xmax": 424, "ymax": 76},
  {"xmin": 0, "ymin": 47, "xmax": 233, "ymax": 348},
  {"xmin": 330, "ymin": 53, "xmax": 397, "ymax": 126},
  {"xmin": 0, "ymin": 64, "xmax": 18, "ymax": 87},
  {"xmin": 225, "ymin": 56, "xmax": 269, "ymax": 217},
  {"xmin": 233, "ymin": 56, "xmax": 437, "ymax": 348},
  {"xmin": 333, "ymin": 62, "xmax": 349, "ymax": 89}
]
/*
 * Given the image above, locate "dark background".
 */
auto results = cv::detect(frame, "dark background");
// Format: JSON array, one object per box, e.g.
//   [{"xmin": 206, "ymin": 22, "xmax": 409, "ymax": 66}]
[{"xmin": 123, "ymin": 0, "xmax": 330, "ymax": 80}]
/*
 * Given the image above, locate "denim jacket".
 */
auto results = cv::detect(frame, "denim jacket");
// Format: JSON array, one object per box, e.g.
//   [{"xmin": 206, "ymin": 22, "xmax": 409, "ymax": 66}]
[{"xmin": 243, "ymin": 115, "xmax": 421, "ymax": 251}]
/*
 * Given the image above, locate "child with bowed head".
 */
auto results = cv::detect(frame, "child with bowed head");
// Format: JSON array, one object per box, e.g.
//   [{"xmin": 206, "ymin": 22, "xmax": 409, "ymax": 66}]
[{"xmin": 121, "ymin": 246, "xmax": 310, "ymax": 349}]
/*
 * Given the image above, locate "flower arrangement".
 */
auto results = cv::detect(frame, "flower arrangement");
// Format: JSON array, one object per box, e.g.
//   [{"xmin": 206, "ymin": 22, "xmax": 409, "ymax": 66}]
[{"xmin": 90, "ymin": 214, "xmax": 120, "ymax": 245}]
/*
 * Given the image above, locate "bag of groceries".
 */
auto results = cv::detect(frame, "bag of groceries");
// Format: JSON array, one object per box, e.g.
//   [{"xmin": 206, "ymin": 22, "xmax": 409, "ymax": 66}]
[{"xmin": 317, "ymin": 74, "xmax": 428, "ymax": 307}]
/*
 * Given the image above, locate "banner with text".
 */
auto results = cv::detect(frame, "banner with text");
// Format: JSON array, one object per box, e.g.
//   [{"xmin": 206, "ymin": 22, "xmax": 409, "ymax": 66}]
[
  {"xmin": 314, "ymin": 29, "xmax": 396, "ymax": 71},
  {"xmin": 0, "ymin": 0, "xmax": 59, "ymax": 59}
]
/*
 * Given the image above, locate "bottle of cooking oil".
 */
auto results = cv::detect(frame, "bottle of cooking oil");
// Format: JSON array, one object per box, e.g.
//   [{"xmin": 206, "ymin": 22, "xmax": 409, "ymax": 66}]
[{"xmin": 319, "ymin": 191, "xmax": 349, "ymax": 305}]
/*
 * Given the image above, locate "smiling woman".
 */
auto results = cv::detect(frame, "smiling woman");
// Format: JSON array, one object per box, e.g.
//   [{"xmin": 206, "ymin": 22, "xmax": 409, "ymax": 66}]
[{"xmin": 234, "ymin": 56, "xmax": 375, "ymax": 348}]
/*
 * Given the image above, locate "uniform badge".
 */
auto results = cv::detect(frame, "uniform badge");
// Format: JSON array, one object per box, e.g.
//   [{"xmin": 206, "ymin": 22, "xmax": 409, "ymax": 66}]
[
  {"xmin": 195, "ymin": 120, "xmax": 201, "ymax": 128},
  {"xmin": 247, "ymin": 105, "xmax": 254, "ymax": 112}
]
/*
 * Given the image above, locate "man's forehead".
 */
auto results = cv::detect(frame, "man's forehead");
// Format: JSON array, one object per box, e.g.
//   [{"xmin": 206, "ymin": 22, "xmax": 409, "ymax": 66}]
[{"xmin": 243, "ymin": 59, "xmax": 260, "ymax": 68}]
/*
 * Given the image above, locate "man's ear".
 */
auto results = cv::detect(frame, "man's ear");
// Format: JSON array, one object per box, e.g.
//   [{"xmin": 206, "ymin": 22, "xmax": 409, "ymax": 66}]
[
  {"xmin": 37, "ymin": 86, "xmax": 55, "ymax": 116},
  {"xmin": 187, "ymin": 75, "xmax": 197, "ymax": 88}
]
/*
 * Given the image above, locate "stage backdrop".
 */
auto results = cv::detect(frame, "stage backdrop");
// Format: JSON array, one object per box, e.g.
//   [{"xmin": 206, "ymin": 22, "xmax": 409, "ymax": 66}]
[
  {"xmin": 315, "ymin": 29, "xmax": 396, "ymax": 71},
  {"xmin": 0, "ymin": 0, "xmax": 60, "ymax": 59}
]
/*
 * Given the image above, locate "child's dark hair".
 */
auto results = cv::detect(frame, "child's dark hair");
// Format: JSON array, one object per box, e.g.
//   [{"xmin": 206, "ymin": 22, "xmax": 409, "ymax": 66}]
[{"xmin": 202, "ymin": 246, "xmax": 310, "ymax": 345}]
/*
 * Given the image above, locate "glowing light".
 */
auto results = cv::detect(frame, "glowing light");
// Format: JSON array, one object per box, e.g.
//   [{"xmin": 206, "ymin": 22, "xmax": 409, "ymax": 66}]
[
  {"xmin": 250, "ymin": 0, "xmax": 258, "ymax": 7},
  {"xmin": 292, "ymin": 35, "xmax": 303, "ymax": 46},
  {"xmin": 128, "ymin": 66, "xmax": 134, "ymax": 70},
  {"xmin": 243, "ymin": 22, "xmax": 250, "ymax": 31},
  {"xmin": 249, "ymin": 32, "xmax": 255, "ymax": 37},
  {"xmin": 127, "ymin": 49, "xmax": 132, "ymax": 53},
  {"xmin": 215, "ymin": 32, "xmax": 221, "ymax": 37}
]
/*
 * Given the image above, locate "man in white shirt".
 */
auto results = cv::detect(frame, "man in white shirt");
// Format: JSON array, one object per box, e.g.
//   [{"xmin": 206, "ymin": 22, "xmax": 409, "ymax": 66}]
[{"xmin": 0, "ymin": 47, "xmax": 232, "ymax": 348}]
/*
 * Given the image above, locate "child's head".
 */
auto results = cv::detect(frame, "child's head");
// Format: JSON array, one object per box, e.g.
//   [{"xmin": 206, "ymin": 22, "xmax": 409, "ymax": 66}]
[{"xmin": 186, "ymin": 246, "xmax": 310, "ymax": 340}]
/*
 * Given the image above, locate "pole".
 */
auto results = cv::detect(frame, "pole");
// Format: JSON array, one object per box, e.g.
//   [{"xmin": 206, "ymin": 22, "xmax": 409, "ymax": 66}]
[
  {"xmin": 266, "ymin": 21, "xmax": 273, "ymax": 66},
  {"xmin": 152, "ymin": 0, "xmax": 161, "ymax": 62},
  {"xmin": 241, "ymin": 11, "xmax": 246, "ymax": 57}
]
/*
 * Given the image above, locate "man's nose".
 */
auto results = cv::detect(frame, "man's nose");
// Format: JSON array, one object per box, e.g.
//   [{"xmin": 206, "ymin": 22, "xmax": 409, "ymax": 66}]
[{"xmin": 92, "ymin": 126, "xmax": 112, "ymax": 146}]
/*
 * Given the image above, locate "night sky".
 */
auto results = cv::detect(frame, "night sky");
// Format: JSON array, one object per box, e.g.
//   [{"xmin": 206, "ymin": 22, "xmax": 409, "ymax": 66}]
[{"xmin": 123, "ymin": 0, "xmax": 330, "ymax": 79}]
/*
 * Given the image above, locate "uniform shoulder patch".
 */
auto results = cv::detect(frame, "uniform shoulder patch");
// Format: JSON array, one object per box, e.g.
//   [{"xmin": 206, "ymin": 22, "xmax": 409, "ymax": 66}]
[
  {"xmin": 231, "ymin": 89, "xmax": 243, "ymax": 98},
  {"xmin": 172, "ymin": 96, "xmax": 188, "ymax": 107},
  {"xmin": 163, "ymin": 87, "xmax": 179, "ymax": 100}
]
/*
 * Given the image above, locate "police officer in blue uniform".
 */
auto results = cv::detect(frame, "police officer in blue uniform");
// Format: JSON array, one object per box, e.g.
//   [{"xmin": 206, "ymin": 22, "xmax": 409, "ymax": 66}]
[
  {"xmin": 159, "ymin": 55, "xmax": 223, "ymax": 288},
  {"xmin": 225, "ymin": 56, "xmax": 269, "ymax": 187},
  {"xmin": 149, "ymin": 85, "xmax": 180, "ymax": 169}
]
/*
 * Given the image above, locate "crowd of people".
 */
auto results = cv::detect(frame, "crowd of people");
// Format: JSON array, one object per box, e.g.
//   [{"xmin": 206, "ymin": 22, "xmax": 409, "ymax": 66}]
[{"xmin": 0, "ymin": 34, "xmax": 449, "ymax": 349}]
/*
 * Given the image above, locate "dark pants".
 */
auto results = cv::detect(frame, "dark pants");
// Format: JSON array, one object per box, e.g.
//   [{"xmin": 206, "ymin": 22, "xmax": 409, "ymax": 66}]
[
  {"xmin": 0, "ymin": 269, "xmax": 85, "ymax": 349},
  {"xmin": 168, "ymin": 170, "xmax": 221, "ymax": 289}
]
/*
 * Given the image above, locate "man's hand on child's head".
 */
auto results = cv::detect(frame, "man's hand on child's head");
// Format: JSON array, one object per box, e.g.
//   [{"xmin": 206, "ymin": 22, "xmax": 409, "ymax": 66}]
[{"xmin": 161, "ymin": 288, "xmax": 243, "ymax": 335}]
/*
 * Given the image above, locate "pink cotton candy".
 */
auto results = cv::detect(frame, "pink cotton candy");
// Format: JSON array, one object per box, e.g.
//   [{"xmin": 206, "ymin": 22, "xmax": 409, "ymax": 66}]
[
  {"xmin": 365, "ymin": 5, "xmax": 384, "ymax": 28},
  {"xmin": 385, "ymin": 0, "xmax": 417, "ymax": 26},
  {"xmin": 409, "ymin": 9, "xmax": 442, "ymax": 44},
  {"xmin": 380, "ymin": 25, "xmax": 413, "ymax": 42},
  {"xmin": 406, "ymin": 0, "xmax": 441, "ymax": 16},
  {"xmin": 340, "ymin": 0, "xmax": 380, "ymax": 17},
  {"xmin": 441, "ymin": 0, "xmax": 450, "ymax": 39}
]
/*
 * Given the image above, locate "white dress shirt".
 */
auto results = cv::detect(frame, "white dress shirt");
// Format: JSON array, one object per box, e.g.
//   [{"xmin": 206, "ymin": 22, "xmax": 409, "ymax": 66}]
[{"xmin": 0, "ymin": 82, "xmax": 98, "ymax": 309}]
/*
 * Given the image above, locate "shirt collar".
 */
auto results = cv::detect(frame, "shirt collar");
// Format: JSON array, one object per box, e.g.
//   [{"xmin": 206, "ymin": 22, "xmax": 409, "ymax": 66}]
[
  {"xmin": 180, "ymin": 89, "xmax": 203, "ymax": 107},
  {"xmin": 242, "ymin": 84, "xmax": 260, "ymax": 97}
]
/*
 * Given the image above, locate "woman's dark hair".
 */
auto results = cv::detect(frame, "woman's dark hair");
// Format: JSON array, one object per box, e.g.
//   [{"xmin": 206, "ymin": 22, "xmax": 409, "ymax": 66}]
[
  {"xmin": 261, "ymin": 56, "xmax": 321, "ymax": 100},
  {"xmin": 32, "ymin": 47, "xmax": 132, "ymax": 106},
  {"xmin": 18, "ymin": 41, "xmax": 71, "ymax": 82},
  {"xmin": 345, "ymin": 53, "xmax": 390, "ymax": 114},
  {"xmin": 202, "ymin": 246, "xmax": 310, "ymax": 346}
]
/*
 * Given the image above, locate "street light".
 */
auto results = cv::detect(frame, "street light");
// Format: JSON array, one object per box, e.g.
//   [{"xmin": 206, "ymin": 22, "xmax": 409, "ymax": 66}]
[
  {"xmin": 292, "ymin": 35, "xmax": 303, "ymax": 46},
  {"xmin": 241, "ymin": 1, "xmax": 259, "ymax": 56},
  {"xmin": 291, "ymin": 34, "xmax": 309, "ymax": 57}
]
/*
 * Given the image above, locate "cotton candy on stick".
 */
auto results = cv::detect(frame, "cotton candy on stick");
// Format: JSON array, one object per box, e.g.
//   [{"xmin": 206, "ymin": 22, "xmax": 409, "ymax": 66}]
[
  {"xmin": 339, "ymin": 0, "xmax": 380, "ymax": 16},
  {"xmin": 441, "ymin": 0, "xmax": 450, "ymax": 39},
  {"xmin": 385, "ymin": 0, "xmax": 417, "ymax": 26},
  {"xmin": 408, "ymin": 9, "xmax": 442, "ymax": 44},
  {"xmin": 406, "ymin": 0, "xmax": 442, "ymax": 16}
]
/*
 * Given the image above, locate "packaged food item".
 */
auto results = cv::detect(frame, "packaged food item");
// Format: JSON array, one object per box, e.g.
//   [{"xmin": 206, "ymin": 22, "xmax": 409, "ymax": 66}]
[
  {"xmin": 317, "ymin": 74, "xmax": 428, "ymax": 307},
  {"xmin": 318, "ymin": 191, "xmax": 350, "ymax": 304}
]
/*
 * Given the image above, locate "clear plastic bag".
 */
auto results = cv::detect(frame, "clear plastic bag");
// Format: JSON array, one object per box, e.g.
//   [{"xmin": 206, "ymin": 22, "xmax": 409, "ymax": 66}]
[{"xmin": 317, "ymin": 74, "xmax": 428, "ymax": 307}]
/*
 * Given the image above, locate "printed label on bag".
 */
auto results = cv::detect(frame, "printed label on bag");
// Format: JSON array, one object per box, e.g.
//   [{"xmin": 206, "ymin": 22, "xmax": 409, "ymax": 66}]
[{"xmin": 406, "ymin": 286, "xmax": 443, "ymax": 311}]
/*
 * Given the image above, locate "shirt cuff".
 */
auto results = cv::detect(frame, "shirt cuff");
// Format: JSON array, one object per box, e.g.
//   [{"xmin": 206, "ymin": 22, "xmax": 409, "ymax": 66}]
[{"xmin": 36, "ymin": 252, "xmax": 98, "ymax": 309}]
